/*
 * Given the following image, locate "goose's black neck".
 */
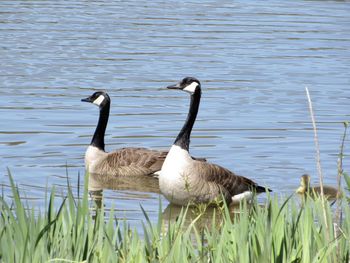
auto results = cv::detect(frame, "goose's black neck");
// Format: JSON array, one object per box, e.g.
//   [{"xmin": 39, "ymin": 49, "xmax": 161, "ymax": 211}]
[
  {"xmin": 174, "ymin": 88, "xmax": 201, "ymax": 151},
  {"xmin": 91, "ymin": 101, "xmax": 110, "ymax": 151}
]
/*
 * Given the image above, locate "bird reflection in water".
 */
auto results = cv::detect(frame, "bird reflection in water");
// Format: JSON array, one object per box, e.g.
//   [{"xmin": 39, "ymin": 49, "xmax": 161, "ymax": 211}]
[{"xmin": 88, "ymin": 172, "xmax": 160, "ymax": 216}]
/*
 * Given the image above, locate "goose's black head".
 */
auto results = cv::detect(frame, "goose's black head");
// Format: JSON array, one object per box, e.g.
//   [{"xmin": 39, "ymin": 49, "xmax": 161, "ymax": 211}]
[
  {"xmin": 81, "ymin": 91, "xmax": 110, "ymax": 108},
  {"xmin": 167, "ymin": 77, "xmax": 201, "ymax": 95}
]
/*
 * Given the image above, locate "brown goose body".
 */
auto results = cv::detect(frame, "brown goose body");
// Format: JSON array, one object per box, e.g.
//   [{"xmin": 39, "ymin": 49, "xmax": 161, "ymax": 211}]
[
  {"xmin": 161, "ymin": 145, "xmax": 267, "ymax": 205},
  {"xmin": 82, "ymin": 91, "xmax": 167, "ymax": 178},
  {"xmin": 85, "ymin": 146, "xmax": 167, "ymax": 177},
  {"xmin": 159, "ymin": 77, "xmax": 271, "ymax": 205},
  {"xmin": 296, "ymin": 174, "xmax": 340, "ymax": 200},
  {"xmin": 193, "ymin": 160, "xmax": 267, "ymax": 201}
]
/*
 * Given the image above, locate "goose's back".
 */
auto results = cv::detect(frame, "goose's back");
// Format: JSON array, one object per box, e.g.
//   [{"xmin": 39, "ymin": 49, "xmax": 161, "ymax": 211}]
[
  {"xmin": 192, "ymin": 161, "xmax": 264, "ymax": 201},
  {"xmin": 92, "ymin": 147, "xmax": 167, "ymax": 177}
]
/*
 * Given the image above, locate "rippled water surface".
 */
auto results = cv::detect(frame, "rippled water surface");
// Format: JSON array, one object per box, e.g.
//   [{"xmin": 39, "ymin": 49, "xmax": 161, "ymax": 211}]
[{"xmin": 1, "ymin": 0, "xmax": 350, "ymax": 227}]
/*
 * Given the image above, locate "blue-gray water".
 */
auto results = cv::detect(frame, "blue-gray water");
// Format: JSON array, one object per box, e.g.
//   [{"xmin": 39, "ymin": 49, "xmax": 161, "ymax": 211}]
[{"xmin": 1, "ymin": 0, "xmax": 350, "ymax": 226}]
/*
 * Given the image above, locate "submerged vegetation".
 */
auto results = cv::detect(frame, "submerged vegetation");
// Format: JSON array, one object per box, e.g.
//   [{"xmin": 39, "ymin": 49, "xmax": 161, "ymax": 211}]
[{"xmin": 1, "ymin": 171, "xmax": 350, "ymax": 262}]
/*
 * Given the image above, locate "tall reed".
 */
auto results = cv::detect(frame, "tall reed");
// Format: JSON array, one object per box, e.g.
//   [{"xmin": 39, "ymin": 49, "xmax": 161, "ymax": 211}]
[{"xmin": 1, "ymin": 170, "xmax": 349, "ymax": 262}]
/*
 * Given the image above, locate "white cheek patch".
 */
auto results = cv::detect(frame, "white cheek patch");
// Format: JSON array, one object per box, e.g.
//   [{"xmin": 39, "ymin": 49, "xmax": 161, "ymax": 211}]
[
  {"xmin": 93, "ymin": 95, "xmax": 105, "ymax": 106},
  {"xmin": 183, "ymin": 82, "xmax": 198, "ymax": 94}
]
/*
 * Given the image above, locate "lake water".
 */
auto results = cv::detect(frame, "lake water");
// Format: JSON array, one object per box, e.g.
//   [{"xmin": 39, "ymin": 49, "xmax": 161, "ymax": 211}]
[{"xmin": 1, "ymin": 0, "xmax": 350, "ymax": 227}]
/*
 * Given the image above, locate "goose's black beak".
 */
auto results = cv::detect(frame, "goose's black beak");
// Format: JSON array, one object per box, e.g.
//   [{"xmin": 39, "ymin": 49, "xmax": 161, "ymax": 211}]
[
  {"xmin": 81, "ymin": 96, "xmax": 93, "ymax": 103},
  {"xmin": 167, "ymin": 82, "xmax": 182, "ymax": 90}
]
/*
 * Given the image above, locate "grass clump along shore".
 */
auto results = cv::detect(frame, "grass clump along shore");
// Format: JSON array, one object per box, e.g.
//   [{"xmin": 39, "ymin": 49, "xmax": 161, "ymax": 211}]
[{"xmin": 1, "ymin": 171, "xmax": 350, "ymax": 262}]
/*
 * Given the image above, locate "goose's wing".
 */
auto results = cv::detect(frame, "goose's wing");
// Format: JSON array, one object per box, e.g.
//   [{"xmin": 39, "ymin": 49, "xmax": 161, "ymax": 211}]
[
  {"xmin": 193, "ymin": 161, "xmax": 268, "ymax": 196},
  {"xmin": 103, "ymin": 147, "xmax": 167, "ymax": 176}
]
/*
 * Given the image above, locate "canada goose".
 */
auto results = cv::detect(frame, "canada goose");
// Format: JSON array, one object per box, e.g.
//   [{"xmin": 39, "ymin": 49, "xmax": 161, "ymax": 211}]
[
  {"xmin": 159, "ymin": 77, "xmax": 271, "ymax": 206},
  {"xmin": 296, "ymin": 174, "xmax": 340, "ymax": 200},
  {"xmin": 82, "ymin": 91, "xmax": 167, "ymax": 177}
]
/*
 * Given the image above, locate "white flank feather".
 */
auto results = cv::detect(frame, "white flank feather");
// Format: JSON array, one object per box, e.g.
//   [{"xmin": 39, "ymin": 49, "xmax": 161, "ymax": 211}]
[{"xmin": 231, "ymin": 191, "xmax": 253, "ymax": 205}]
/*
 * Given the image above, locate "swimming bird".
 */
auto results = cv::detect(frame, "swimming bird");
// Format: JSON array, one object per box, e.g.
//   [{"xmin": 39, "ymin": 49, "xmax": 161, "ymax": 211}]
[
  {"xmin": 82, "ymin": 91, "xmax": 167, "ymax": 177},
  {"xmin": 296, "ymin": 174, "xmax": 340, "ymax": 200},
  {"xmin": 159, "ymin": 77, "xmax": 271, "ymax": 206}
]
